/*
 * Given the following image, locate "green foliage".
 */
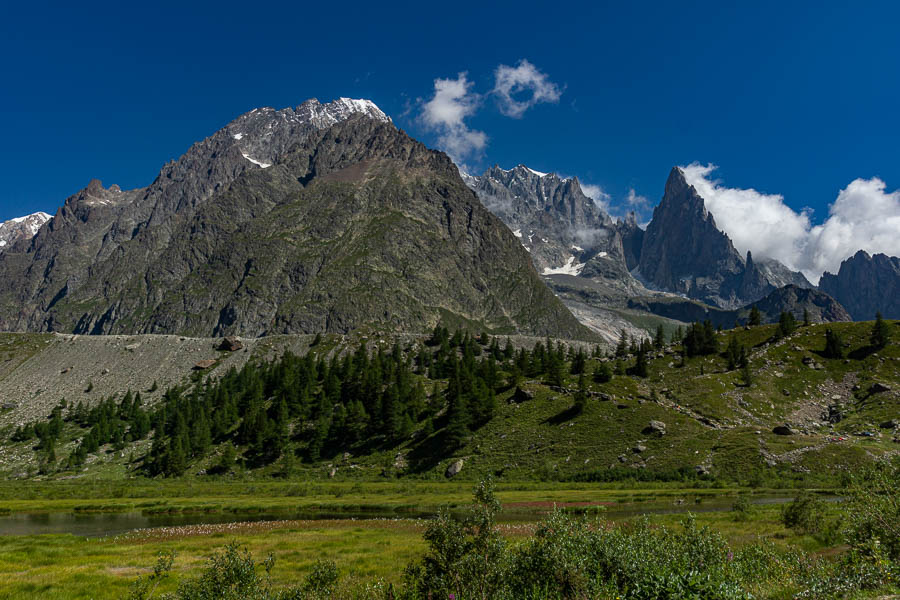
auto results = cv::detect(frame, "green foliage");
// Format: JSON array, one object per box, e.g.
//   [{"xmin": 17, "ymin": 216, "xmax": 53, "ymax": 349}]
[
  {"xmin": 775, "ymin": 311, "xmax": 797, "ymax": 339},
  {"xmin": 128, "ymin": 549, "xmax": 175, "ymax": 600},
  {"xmin": 683, "ymin": 320, "xmax": 718, "ymax": 357},
  {"xmin": 870, "ymin": 312, "xmax": 891, "ymax": 349},
  {"xmin": 402, "ymin": 479, "xmax": 864, "ymax": 599},
  {"xmin": 592, "ymin": 361, "xmax": 612, "ymax": 384},
  {"xmin": 748, "ymin": 306, "xmax": 762, "ymax": 327},
  {"xmin": 781, "ymin": 490, "xmax": 826, "ymax": 535},
  {"xmin": 823, "ymin": 328, "xmax": 844, "ymax": 359},
  {"xmin": 843, "ymin": 458, "xmax": 900, "ymax": 561},
  {"xmin": 405, "ymin": 476, "xmax": 507, "ymax": 599}
]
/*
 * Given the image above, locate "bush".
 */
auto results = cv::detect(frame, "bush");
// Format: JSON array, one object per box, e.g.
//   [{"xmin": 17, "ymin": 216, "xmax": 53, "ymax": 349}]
[
  {"xmin": 781, "ymin": 491, "xmax": 826, "ymax": 535},
  {"xmin": 844, "ymin": 458, "xmax": 900, "ymax": 561}
]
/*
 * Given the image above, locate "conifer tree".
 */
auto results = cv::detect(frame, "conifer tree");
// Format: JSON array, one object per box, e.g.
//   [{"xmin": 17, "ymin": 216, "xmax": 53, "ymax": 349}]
[
  {"xmin": 654, "ymin": 324, "xmax": 665, "ymax": 349},
  {"xmin": 593, "ymin": 361, "xmax": 612, "ymax": 384},
  {"xmin": 870, "ymin": 312, "xmax": 891, "ymax": 349},
  {"xmin": 824, "ymin": 328, "xmax": 844, "ymax": 359},
  {"xmin": 749, "ymin": 305, "xmax": 762, "ymax": 327},
  {"xmin": 616, "ymin": 330, "xmax": 629, "ymax": 357},
  {"xmin": 573, "ymin": 372, "xmax": 588, "ymax": 413}
]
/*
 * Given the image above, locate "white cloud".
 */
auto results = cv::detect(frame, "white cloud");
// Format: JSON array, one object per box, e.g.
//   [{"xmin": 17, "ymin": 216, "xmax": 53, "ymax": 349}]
[
  {"xmin": 419, "ymin": 73, "xmax": 487, "ymax": 165},
  {"xmin": 679, "ymin": 163, "xmax": 900, "ymax": 283},
  {"xmin": 804, "ymin": 178, "xmax": 900, "ymax": 279},
  {"xmin": 492, "ymin": 59, "xmax": 562, "ymax": 118},
  {"xmin": 581, "ymin": 184, "xmax": 610, "ymax": 211}
]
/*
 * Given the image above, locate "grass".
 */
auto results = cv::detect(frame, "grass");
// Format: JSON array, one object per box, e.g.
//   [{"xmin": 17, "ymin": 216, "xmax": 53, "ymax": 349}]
[{"xmin": 0, "ymin": 498, "xmax": 891, "ymax": 599}]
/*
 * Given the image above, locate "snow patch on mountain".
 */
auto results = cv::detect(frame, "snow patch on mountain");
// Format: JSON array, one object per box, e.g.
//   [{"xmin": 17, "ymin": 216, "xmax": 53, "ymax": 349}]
[
  {"xmin": 543, "ymin": 256, "xmax": 585, "ymax": 276},
  {"xmin": 241, "ymin": 153, "xmax": 271, "ymax": 168}
]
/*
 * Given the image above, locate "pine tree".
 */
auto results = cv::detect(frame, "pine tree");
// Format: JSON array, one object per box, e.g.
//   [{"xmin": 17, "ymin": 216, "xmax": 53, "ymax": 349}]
[
  {"xmin": 573, "ymin": 372, "xmax": 588, "ymax": 413},
  {"xmin": 570, "ymin": 349, "xmax": 586, "ymax": 375},
  {"xmin": 776, "ymin": 311, "xmax": 797, "ymax": 339},
  {"xmin": 445, "ymin": 389, "xmax": 469, "ymax": 448},
  {"xmin": 593, "ymin": 361, "xmax": 612, "ymax": 384},
  {"xmin": 725, "ymin": 334, "xmax": 742, "ymax": 370},
  {"xmin": 749, "ymin": 306, "xmax": 762, "ymax": 327},
  {"xmin": 803, "ymin": 308, "xmax": 811, "ymax": 326},
  {"xmin": 616, "ymin": 330, "xmax": 629, "ymax": 358},
  {"xmin": 870, "ymin": 312, "xmax": 891, "ymax": 349},
  {"xmin": 654, "ymin": 324, "xmax": 665, "ymax": 349},
  {"xmin": 740, "ymin": 360, "xmax": 753, "ymax": 387},
  {"xmin": 824, "ymin": 328, "xmax": 844, "ymax": 359}
]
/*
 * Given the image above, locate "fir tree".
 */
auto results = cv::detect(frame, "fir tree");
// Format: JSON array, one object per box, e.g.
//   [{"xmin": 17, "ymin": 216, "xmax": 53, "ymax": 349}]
[
  {"xmin": 870, "ymin": 312, "xmax": 891, "ymax": 349},
  {"xmin": 824, "ymin": 328, "xmax": 844, "ymax": 359},
  {"xmin": 573, "ymin": 372, "xmax": 588, "ymax": 413},
  {"xmin": 748, "ymin": 305, "xmax": 762, "ymax": 327},
  {"xmin": 593, "ymin": 361, "xmax": 612, "ymax": 384},
  {"xmin": 654, "ymin": 324, "xmax": 665, "ymax": 349}
]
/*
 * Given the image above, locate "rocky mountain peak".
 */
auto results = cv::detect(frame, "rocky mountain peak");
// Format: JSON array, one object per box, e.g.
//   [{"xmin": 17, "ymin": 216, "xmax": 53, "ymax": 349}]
[
  {"xmin": 0, "ymin": 211, "xmax": 52, "ymax": 251},
  {"xmin": 819, "ymin": 250, "xmax": 900, "ymax": 320}
]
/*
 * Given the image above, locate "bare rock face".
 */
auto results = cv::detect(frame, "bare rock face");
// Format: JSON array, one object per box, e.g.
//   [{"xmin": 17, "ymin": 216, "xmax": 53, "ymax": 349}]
[
  {"xmin": 819, "ymin": 251, "xmax": 900, "ymax": 320},
  {"xmin": 638, "ymin": 168, "xmax": 746, "ymax": 308},
  {"xmin": 464, "ymin": 165, "xmax": 628, "ymax": 277},
  {"xmin": 0, "ymin": 100, "xmax": 591, "ymax": 341},
  {"xmin": 637, "ymin": 168, "xmax": 812, "ymax": 310}
]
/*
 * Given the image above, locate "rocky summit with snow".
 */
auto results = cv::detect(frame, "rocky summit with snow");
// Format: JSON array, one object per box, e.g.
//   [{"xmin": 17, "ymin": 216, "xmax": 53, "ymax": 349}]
[
  {"xmin": 0, "ymin": 98, "xmax": 588, "ymax": 339},
  {"xmin": 0, "ymin": 212, "xmax": 51, "ymax": 252},
  {"xmin": 1, "ymin": 97, "xmax": 895, "ymax": 343}
]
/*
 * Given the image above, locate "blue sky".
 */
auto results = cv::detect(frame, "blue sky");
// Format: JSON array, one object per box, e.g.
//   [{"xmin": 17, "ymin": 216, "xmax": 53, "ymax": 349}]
[{"xmin": 2, "ymin": 1, "xmax": 899, "ymax": 277}]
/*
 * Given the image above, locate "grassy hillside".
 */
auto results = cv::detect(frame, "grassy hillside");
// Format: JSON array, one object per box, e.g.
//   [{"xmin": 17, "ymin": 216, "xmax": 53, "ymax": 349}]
[{"xmin": 0, "ymin": 320, "xmax": 897, "ymax": 486}]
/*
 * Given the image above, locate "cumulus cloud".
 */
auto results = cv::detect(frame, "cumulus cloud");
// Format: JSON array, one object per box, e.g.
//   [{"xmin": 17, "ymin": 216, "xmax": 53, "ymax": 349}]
[
  {"xmin": 581, "ymin": 184, "xmax": 611, "ymax": 211},
  {"xmin": 419, "ymin": 73, "xmax": 487, "ymax": 165},
  {"xmin": 680, "ymin": 163, "xmax": 900, "ymax": 283},
  {"xmin": 580, "ymin": 183, "xmax": 651, "ymax": 223},
  {"xmin": 492, "ymin": 59, "xmax": 562, "ymax": 118},
  {"xmin": 805, "ymin": 178, "xmax": 900, "ymax": 278}
]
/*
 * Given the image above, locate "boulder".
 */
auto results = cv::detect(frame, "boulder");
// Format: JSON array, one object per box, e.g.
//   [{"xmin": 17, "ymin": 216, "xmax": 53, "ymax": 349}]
[
  {"xmin": 643, "ymin": 420, "xmax": 667, "ymax": 436},
  {"xmin": 773, "ymin": 425, "xmax": 796, "ymax": 436},
  {"xmin": 632, "ymin": 444, "xmax": 647, "ymax": 454},
  {"xmin": 219, "ymin": 336, "xmax": 243, "ymax": 352},
  {"xmin": 510, "ymin": 386, "xmax": 534, "ymax": 404},
  {"xmin": 869, "ymin": 383, "xmax": 892, "ymax": 394},
  {"xmin": 445, "ymin": 459, "xmax": 465, "ymax": 478},
  {"xmin": 193, "ymin": 359, "xmax": 216, "ymax": 370},
  {"xmin": 879, "ymin": 419, "xmax": 898, "ymax": 429}
]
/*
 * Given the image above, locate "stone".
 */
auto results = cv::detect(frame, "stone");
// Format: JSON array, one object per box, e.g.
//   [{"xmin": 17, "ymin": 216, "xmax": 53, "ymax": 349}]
[
  {"xmin": 869, "ymin": 383, "xmax": 892, "ymax": 394},
  {"xmin": 445, "ymin": 459, "xmax": 464, "ymax": 478},
  {"xmin": 633, "ymin": 444, "xmax": 647, "ymax": 454},
  {"xmin": 773, "ymin": 425, "xmax": 796, "ymax": 435},
  {"xmin": 643, "ymin": 420, "xmax": 667, "ymax": 436},
  {"xmin": 218, "ymin": 336, "xmax": 243, "ymax": 352},
  {"xmin": 879, "ymin": 419, "xmax": 898, "ymax": 429},
  {"xmin": 193, "ymin": 359, "xmax": 216, "ymax": 370},
  {"xmin": 510, "ymin": 386, "xmax": 535, "ymax": 404}
]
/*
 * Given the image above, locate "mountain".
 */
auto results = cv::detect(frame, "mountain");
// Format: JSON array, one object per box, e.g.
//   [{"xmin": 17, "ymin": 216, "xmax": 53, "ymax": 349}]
[
  {"xmin": 636, "ymin": 168, "xmax": 813, "ymax": 309},
  {"xmin": 0, "ymin": 212, "xmax": 51, "ymax": 252},
  {"xmin": 627, "ymin": 284, "xmax": 851, "ymax": 328},
  {"xmin": 0, "ymin": 99, "xmax": 592, "ymax": 340},
  {"xmin": 819, "ymin": 251, "xmax": 900, "ymax": 320},
  {"xmin": 463, "ymin": 165, "xmax": 629, "ymax": 279}
]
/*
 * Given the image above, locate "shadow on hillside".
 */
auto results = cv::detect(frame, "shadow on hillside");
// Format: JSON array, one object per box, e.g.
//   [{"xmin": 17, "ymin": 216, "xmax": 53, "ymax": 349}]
[
  {"xmin": 544, "ymin": 405, "xmax": 580, "ymax": 426},
  {"xmin": 404, "ymin": 429, "xmax": 454, "ymax": 475},
  {"xmin": 848, "ymin": 345, "xmax": 879, "ymax": 360}
]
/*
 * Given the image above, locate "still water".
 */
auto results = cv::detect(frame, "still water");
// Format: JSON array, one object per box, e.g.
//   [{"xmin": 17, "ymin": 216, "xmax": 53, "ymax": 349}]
[{"xmin": 0, "ymin": 495, "xmax": 826, "ymax": 538}]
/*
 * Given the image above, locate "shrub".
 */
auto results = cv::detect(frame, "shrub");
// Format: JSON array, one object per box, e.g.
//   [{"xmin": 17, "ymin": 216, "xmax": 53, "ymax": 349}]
[
  {"xmin": 844, "ymin": 458, "xmax": 900, "ymax": 561},
  {"xmin": 781, "ymin": 491, "xmax": 826, "ymax": 534}
]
